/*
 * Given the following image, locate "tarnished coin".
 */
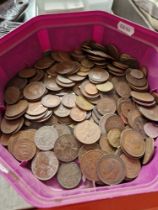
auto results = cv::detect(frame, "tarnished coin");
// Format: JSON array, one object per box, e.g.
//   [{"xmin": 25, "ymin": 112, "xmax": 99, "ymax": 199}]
[
  {"xmin": 99, "ymin": 134, "xmax": 115, "ymax": 154},
  {"xmin": 138, "ymin": 105, "xmax": 158, "ymax": 122},
  {"xmin": 97, "ymin": 155, "xmax": 125, "ymax": 185},
  {"xmin": 30, "ymin": 70, "xmax": 44, "ymax": 82},
  {"xmin": 4, "ymin": 86, "xmax": 20, "ymax": 105},
  {"xmin": 88, "ymin": 68, "xmax": 109, "ymax": 83},
  {"xmin": 1, "ymin": 118, "xmax": 24, "ymax": 134},
  {"xmin": 144, "ymin": 122, "xmax": 158, "ymax": 138},
  {"xmin": 54, "ymin": 124, "xmax": 71, "ymax": 137},
  {"xmin": 70, "ymin": 107, "xmax": 87, "ymax": 122},
  {"xmin": 57, "ymin": 162, "xmax": 81, "ymax": 189},
  {"xmin": 99, "ymin": 113, "xmax": 115, "ymax": 134},
  {"xmin": 130, "ymin": 69, "xmax": 144, "ymax": 79},
  {"xmin": 54, "ymin": 104, "xmax": 71, "ymax": 118},
  {"xmin": 81, "ymin": 58, "xmax": 94, "ymax": 68},
  {"xmin": 120, "ymin": 129, "xmax": 145, "ymax": 158},
  {"xmin": 107, "ymin": 128, "xmax": 121, "ymax": 148},
  {"xmin": 115, "ymin": 81, "xmax": 131, "ymax": 98},
  {"xmin": 8, "ymin": 77, "xmax": 28, "ymax": 90},
  {"xmin": 74, "ymin": 120, "xmax": 101, "ymax": 144},
  {"xmin": 62, "ymin": 93, "xmax": 76, "ymax": 108},
  {"xmin": 76, "ymin": 95, "xmax": 94, "ymax": 111},
  {"xmin": 44, "ymin": 76, "xmax": 63, "ymax": 91},
  {"xmin": 34, "ymin": 56, "xmax": 54, "ymax": 69},
  {"xmin": 35, "ymin": 110, "xmax": 53, "ymax": 123},
  {"xmin": 105, "ymin": 115, "xmax": 125, "ymax": 132},
  {"xmin": 41, "ymin": 94, "xmax": 61, "ymax": 108},
  {"xmin": 0, "ymin": 134, "xmax": 10, "ymax": 146},
  {"xmin": 96, "ymin": 97, "xmax": 116, "ymax": 115},
  {"xmin": 18, "ymin": 68, "xmax": 36, "ymax": 79},
  {"xmin": 143, "ymin": 137, "xmax": 155, "ymax": 165},
  {"xmin": 31, "ymin": 151, "xmax": 59, "ymax": 181},
  {"xmin": 120, "ymin": 153, "xmax": 141, "ymax": 180},
  {"xmin": 84, "ymin": 83, "xmax": 98, "ymax": 95},
  {"xmin": 11, "ymin": 138, "xmax": 36, "ymax": 161},
  {"xmin": 56, "ymin": 75, "xmax": 74, "ymax": 84},
  {"xmin": 54, "ymin": 134, "xmax": 80, "ymax": 162},
  {"xmin": 131, "ymin": 91, "xmax": 155, "ymax": 103},
  {"xmin": 26, "ymin": 102, "xmax": 47, "ymax": 116},
  {"xmin": 118, "ymin": 99, "xmax": 136, "ymax": 119},
  {"xmin": 96, "ymin": 81, "xmax": 113, "ymax": 92},
  {"xmin": 80, "ymin": 149, "xmax": 104, "ymax": 181},
  {"xmin": 35, "ymin": 126, "xmax": 58, "ymax": 150}
]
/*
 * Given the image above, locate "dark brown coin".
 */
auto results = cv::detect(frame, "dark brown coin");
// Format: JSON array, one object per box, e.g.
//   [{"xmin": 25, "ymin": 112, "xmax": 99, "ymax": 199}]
[
  {"xmin": 120, "ymin": 129, "xmax": 145, "ymax": 158},
  {"xmin": 62, "ymin": 93, "xmax": 76, "ymax": 108},
  {"xmin": 54, "ymin": 134, "xmax": 80, "ymax": 162},
  {"xmin": 57, "ymin": 162, "xmax": 81, "ymax": 189},
  {"xmin": 88, "ymin": 68, "xmax": 109, "ymax": 83},
  {"xmin": 143, "ymin": 137, "xmax": 155, "ymax": 165},
  {"xmin": 99, "ymin": 134, "xmax": 115, "ymax": 154},
  {"xmin": 81, "ymin": 58, "xmax": 94, "ymax": 68},
  {"xmin": 4, "ymin": 86, "xmax": 20, "ymax": 105},
  {"xmin": 41, "ymin": 94, "xmax": 61, "ymax": 108},
  {"xmin": 23, "ymin": 81, "xmax": 46, "ymax": 101},
  {"xmin": 54, "ymin": 104, "xmax": 71, "ymax": 118},
  {"xmin": 115, "ymin": 81, "xmax": 131, "ymax": 98},
  {"xmin": 8, "ymin": 77, "xmax": 28, "ymax": 90},
  {"xmin": 106, "ymin": 44, "xmax": 120, "ymax": 59},
  {"xmin": 31, "ymin": 151, "xmax": 59, "ymax": 181},
  {"xmin": 74, "ymin": 120, "xmax": 101, "ymax": 144},
  {"xmin": 51, "ymin": 51, "xmax": 72, "ymax": 62},
  {"xmin": 0, "ymin": 134, "xmax": 10, "ymax": 146},
  {"xmin": 18, "ymin": 68, "xmax": 36, "ymax": 79},
  {"xmin": 34, "ymin": 56, "xmax": 54, "ymax": 70},
  {"xmin": 80, "ymin": 149, "xmax": 104, "ymax": 181},
  {"xmin": 35, "ymin": 126, "xmax": 59, "ymax": 150},
  {"xmin": 120, "ymin": 153, "xmax": 141, "ymax": 180},
  {"xmin": 70, "ymin": 107, "xmax": 87, "ymax": 122},
  {"xmin": 97, "ymin": 155, "xmax": 125, "ymax": 185},
  {"xmin": 138, "ymin": 105, "xmax": 158, "ymax": 121},
  {"xmin": 1, "ymin": 118, "xmax": 24, "ymax": 134},
  {"xmin": 96, "ymin": 97, "xmax": 116, "ymax": 115},
  {"xmin": 105, "ymin": 115, "xmax": 125, "ymax": 132},
  {"xmin": 113, "ymin": 61, "xmax": 128, "ymax": 70}
]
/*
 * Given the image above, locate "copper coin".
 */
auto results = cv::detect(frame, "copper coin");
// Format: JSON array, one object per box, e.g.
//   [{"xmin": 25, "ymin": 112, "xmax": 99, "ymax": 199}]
[
  {"xmin": 1, "ymin": 118, "xmax": 24, "ymax": 134},
  {"xmin": 84, "ymin": 82, "xmax": 98, "ymax": 95},
  {"xmin": 99, "ymin": 113, "xmax": 115, "ymax": 134},
  {"xmin": 34, "ymin": 56, "xmax": 54, "ymax": 69},
  {"xmin": 96, "ymin": 97, "xmax": 116, "ymax": 115},
  {"xmin": 54, "ymin": 124, "xmax": 72, "ymax": 137},
  {"xmin": 31, "ymin": 151, "xmax": 59, "ymax": 181},
  {"xmin": 130, "ymin": 69, "xmax": 144, "ymax": 79},
  {"xmin": 54, "ymin": 134, "xmax": 80, "ymax": 162},
  {"xmin": 96, "ymin": 81, "xmax": 113, "ymax": 92},
  {"xmin": 97, "ymin": 155, "xmax": 125, "ymax": 185},
  {"xmin": 23, "ymin": 81, "xmax": 46, "ymax": 101},
  {"xmin": 106, "ymin": 44, "xmax": 120, "ymax": 59},
  {"xmin": 115, "ymin": 81, "xmax": 131, "ymax": 98},
  {"xmin": 11, "ymin": 137, "xmax": 36, "ymax": 161},
  {"xmin": 56, "ymin": 75, "xmax": 74, "ymax": 84},
  {"xmin": 80, "ymin": 80, "xmax": 100, "ymax": 99},
  {"xmin": 126, "ymin": 69, "xmax": 147, "ymax": 87},
  {"xmin": 30, "ymin": 70, "xmax": 44, "ymax": 82},
  {"xmin": 107, "ymin": 128, "xmax": 121, "ymax": 148},
  {"xmin": 131, "ymin": 91, "xmax": 154, "ymax": 103},
  {"xmin": 62, "ymin": 93, "xmax": 76, "ymax": 108},
  {"xmin": 35, "ymin": 126, "xmax": 58, "ymax": 150},
  {"xmin": 68, "ymin": 74, "xmax": 85, "ymax": 82},
  {"xmin": 54, "ymin": 104, "xmax": 71, "ymax": 118},
  {"xmin": 143, "ymin": 137, "xmax": 155, "ymax": 165},
  {"xmin": 112, "ymin": 61, "xmax": 128, "ymax": 70},
  {"xmin": 138, "ymin": 105, "xmax": 158, "ymax": 121},
  {"xmin": 105, "ymin": 115, "xmax": 125, "ymax": 132},
  {"xmin": 80, "ymin": 149, "xmax": 104, "ymax": 181},
  {"xmin": 44, "ymin": 76, "xmax": 63, "ymax": 91},
  {"xmin": 18, "ymin": 68, "xmax": 36, "ymax": 79},
  {"xmin": 57, "ymin": 162, "xmax": 81, "ymax": 189},
  {"xmin": 25, "ymin": 111, "xmax": 47, "ymax": 121},
  {"xmin": 76, "ymin": 95, "xmax": 94, "ymax": 111},
  {"xmin": 88, "ymin": 68, "xmax": 109, "ymax": 83},
  {"xmin": 35, "ymin": 110, "xmax": 53, "ymax": 123},
  {"xmin": 26, "ymin": 102, "xmax": 47, "ymax": 116},
  {"xmin": 0, "ymin": 134, "xmax": 10, "ymax": 146},
  {"xmin": 118, "ymin": 99, "xmax": 136, "ymax": 119},
  {"xmin": 120, "ymin": 153, "xmax": 141, "ymax": 180},
  {"xmin": 81, "ymin": 58, "xmax": 94, "ymax": 68},
  {"xmin": 41, "ymin": 94, "xmax": 61, "ymax": 108},
  {"xmin": 70, "ymin": 107, "xmax": 87, "ymax": 122},
  {"xmin": 99, "ymin": 134, "xmax": 115, "ymax": 154},
  {"xmin": 56, "ymin": 79, "xmax": 75, "ymax": 88},
  {"xmin": 8, "ymin": 77, "xmax": 28, "ymax": 90},
  {"xmin": 15, "ymin": 129, "xmax": 36, "ymax": 142},
  {"xmin": 4, "ymin": 86, "xmax": 20, "ymax": 105},
  {"xmin": 74, "ymin": 120, "xmax": 101, "ymax": 144},
  {"xmin": 120, "ymin": 129, "xmax": 145, "ymax": 158},
  {"xmin": 144, "ymin": 122, "xmax": 158, "ymax": 138}
]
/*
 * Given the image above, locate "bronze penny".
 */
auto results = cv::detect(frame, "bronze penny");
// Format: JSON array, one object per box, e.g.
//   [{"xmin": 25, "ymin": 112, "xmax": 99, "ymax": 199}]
[
  {"xmin": 138, "ymin": 105, "xmax": 158, "ymax": 121},
  {"xmin": 91, "ymin": 111, "xmax": 100, "ymax": 124},
  {"xmin": 118, "ymin": 99, "xmax": 136, "ymax": 119},
  {"xmin": 80, "ymin": 80, "xmax": 100, "ymax": 99},
  {"xmin": 76, "ymin": 95, "xmax": 94, "ymax": 111},
  {"xmin": 57, "ymin": 162, "xmax": 81, "ymax": 189},
  {"xmin": 30, "ymin": 70, "xmax": 44, "ymax": 82},
  {"xmin": 34, "ymin": 56, "xmax": 54, "ymax": 70},
  {"xmin": 70, "ymin": 107, "xmax": 87, "ymax": 122},
  {"xmin": 41, "ymin": 94, "xmax": 61, "ymax": 108},
  {"xmin": 81, "ymin": 58, "xmax": 94, "ymax": 68},
  {"xmin": 84, "ymin": 82, "xmax": 98, "ymax": 95},
  {"xmin": 26, "ymin": 102, "xmax": 47, "ymax": 116},
  {"xmin": 130, "ymin": 69, "xmax": 144, "ymax": 79},
  {"xmin": 62, "ymin": 93, "xmax": 76, "ymax": 108},
  {"xmin": 120, "ymin": 54, "xmax": 139, "ymax": 69},
  {"xmin": 112, "ymin": 61, "xmax": 128, "ymax": 70},
  {"xmin": 131, "ymin": 91, "xmax": 155, "ymax": 103},
  {"xmin": 143, "ymin": 137, "xmax": 155, "ymax": 165},
  {"xmin": 18, "ymin": 68, "xmax": 36, "ymax": 79},
  {"xmin": 96, "ymin": 97, "xmax": 116, "ymax": 115},
  {"xmin": 0, "ymin": 134, "xmax": 10, "ymax": 146},
  {"xmin": 107, "ymin": 128, "xmax": 121, "ymax": 148},
  {"xmin": 68, "ymin": 74, "xmax": 85, "ymax": 82},
  {"xmin": 51, "ymin": 51, "xmax": 71, "ymax": 62},
  {"xmin": 54, "ymin": 104, "xmax": 71, "ymax": 118},
  {"xmin": 88, "ymin": 68, "xmax": 109, "ymax": 83},
  {"xmin": 54, "ymin": 124, "xmax": 72, "ymax": 137},
  {"xmin": 74, "ymin": 120, "xmax": 101, "ymax": 144},
  {"xmin": 115, "ymin": 81, "xmax": 131, "ymax": 98},
  {"xmin": 31, "ymin": 151, "xmax": 59, "ymax": 181},
  {"xmin": 54, "ymin": 134, "xmax": 80, "ymax": 162},
  {"xmin": 44, "ymin": 76, "xmax": 63, "ymax": 91},
  {"xmin": 80, "ymin": 149, "xmax": 104, "ymax": 181},
  {"xmin": 80, "ymin": 66, "xmax": 91, "ymax": 72},
  {"xmin": 1, "ymin": 117, "xmax": 24, "ymax": 134},
  {"xmin": 8, "ymin": 77, "xmax": 27, "ymax": 90},
  {"xmin": 97, "ymin": 155, "xmax": 125, "ymax": 185},
  {"xmin": 120, "ymin": 153, "xmax": 141, "ymax": 180},
  {"xmin": 11, "ymin": 137, "xmax": 36, "ymax": 161},
  {"xmin": 105, "ymin": 115, "xmax": 125, "ymax": 132},
  {"xmin": 126, "ymin": 69, "xmax": 147, "ymax": 87},
  {"xmin": 25, "ymin": 111, "xmax": 47, "ymax": 121},
  {"xmin": 152, "ymin": 91, "xmax": 158, "ymax": 103},
  {"xmin": 99, "ymin": 134, "xmax": 115, "ymax": 154},
  {"xmin": 120, "ymin": 129, "xmax": 145, "ymax": 158},
  {"xmin": 132, "ymin": 98, "xmax": 156, "ymax": 107},
  {"xmin": 99, "ymin": 113, "xmax": 115, "ymax": 134},
  {"xmin": 56, "ymin": 79, "xmax": 75, "ymax": 88},
  {"xmin": 15, "ymin": 129, "xmax": 36, "ymax": 142},
  {"xmin": 96, "ymin": 81, "xmax": 114, "ymax": 93},
  {"xmin": 106, "ymin": 44, "xmax": 120, "ymax": 60},
  {"xmin": 35, "ymin": 126, "xmax": 58, "ymax": 150},
  {"xmin": 23, "ymin": 81, "xmax": 46, "ymax": 101},
  {"xmin": 35, "ymin": 110, "xmax": 53, "ymax": 123},
  {"xmin": 144, "ymin": 122, "xmax": 158, "ymax": 138},
  {"xmin": 4, "ymin": 86, "xmax": 20, "ymax": 105},
  {"xmin": 56, "ymin": 75, "xmax": 74, "ymax": 84}
]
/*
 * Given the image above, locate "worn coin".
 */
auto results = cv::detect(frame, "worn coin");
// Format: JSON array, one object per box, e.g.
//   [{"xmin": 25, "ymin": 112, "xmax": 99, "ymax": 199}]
[
  {"xmin": 62, "ymin": 93, "xmax": 76, "ymax": 108},
  {"xmin": 4, "ymin": 86, "xmax": 20, "ymax": 105},
  {"xmin": 143, "ymin": 137, "xmax": 155, "ymax": 165},
  {"xmin": 26, "ymin": 102, "xmax": 47, "ymax": 116},
  {"xmin": 138, "ymin": 105, "xmax": 158, "ymax": 121},
  {"xmin": 96, "ymin": 97, "xmax": 116, "ymax": 115},
  {"xmin": 76, "ymin": 95, "xmax": 94, "ymax": 111},
  {"xmin": 1, "ymin": 117, "xmax": 24, "ymax": 134},
  {"xmin": 99, "ymin": 134, "xmax": 115, "ymax": 154},
  {"xmin": 41, "ymin": 94, "xmax": 61, "ymax": 108},
  {"xmin": 144, "ymin": 122, "xmax": 158, "ymax": 138},
  {"xmin": 96, "ymin": 81, "xmax": 113, "ymax": 92},
  {"xmin": 88, "ymin": 68, "xmax": 109, "ymax": 83},
  {"xmin": 107, "ymin": 128, "xmax": 121, "ymax": 148},
  {"xmin": 54, "ymin": 104, "xmax": 71, "ymax": 118},
  {"xmin": 18, "ymin": 68, "xmax": 36, "ymax": 79},
  {"xmin": 70, "ymin": 107, "xmax": 87, "ymax": 122}
]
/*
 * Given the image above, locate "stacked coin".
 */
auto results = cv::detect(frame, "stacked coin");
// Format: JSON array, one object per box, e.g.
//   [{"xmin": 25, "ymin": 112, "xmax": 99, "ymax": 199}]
[{"xmin": 0, "ymin": 40, "xmax": 158, "ymax": 188}]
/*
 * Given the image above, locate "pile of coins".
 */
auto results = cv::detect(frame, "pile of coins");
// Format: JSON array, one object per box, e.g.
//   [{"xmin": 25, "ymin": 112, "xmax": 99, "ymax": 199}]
[{"xmin": 0, "ymin": 40, "xmax": 158, "ymax": 189}]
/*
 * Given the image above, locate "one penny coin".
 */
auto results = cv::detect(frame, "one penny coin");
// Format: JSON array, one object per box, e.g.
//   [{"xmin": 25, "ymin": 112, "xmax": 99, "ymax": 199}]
[
  {"xmin": 84, "ymin": 83, "xmax": 98, "ymax": 95},
  {"xmin": 144, "ymin": 122, "xmax": 158, "ymax": 138},
  {"xmin": 131, "ymin": 91, "xmax": 155, "ymax": 103},
  {"xmin": 99, "ymin": 134, "xmax": 115, "ymax": 154},
  {"xmin": 1, "ymin": 118, "xmax": 24, "ymax": 134}
]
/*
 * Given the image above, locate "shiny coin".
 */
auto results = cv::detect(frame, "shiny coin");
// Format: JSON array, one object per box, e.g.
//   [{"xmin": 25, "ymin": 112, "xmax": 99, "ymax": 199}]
[
  {"xmin": 41, "ymin": 94, "xmax": 61, "ymax": 108},
  {"xmin": 4, "ymin": 86, "xmax": 20, "ymax": 105}
]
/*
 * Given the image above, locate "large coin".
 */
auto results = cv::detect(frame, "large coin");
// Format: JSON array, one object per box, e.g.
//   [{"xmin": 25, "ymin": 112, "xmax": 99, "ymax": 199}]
[
  {"xmin": 96, "ymin": 97, "xmax": 116, "ymax": 115},
  {"xmin": 4, "ymin": 86, "xmax": 20, "ymax": 105}
]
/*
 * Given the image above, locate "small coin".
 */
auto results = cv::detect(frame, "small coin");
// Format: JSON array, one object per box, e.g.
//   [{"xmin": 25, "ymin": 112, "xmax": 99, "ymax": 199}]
[
  {"xmin": 99, "ymin": 134, "xmax": 115, "ymax": 154},
  {"xmin": 107, "ymin": 128, "xmax": 121, "ymax": 148},
  {"xmin": 54, "ymin": 124, "xmax": 71, "ymax": 137},
  {"xmin": 120, "ymin": 153, "xmax": 141, "ymax": 180},
  {"xmin": 54, "ymin": 104, "xmax": 71, "ymax": 118},
  {"xmin": 1, "ymin": 118, "xmax": 24, "ymax": 134},
  {"xmin": 131, "ymin": 91, "xmax": 155, "ymax": 103},
  {"xmin": 23, "ymin": 81, "xmax": 46, "ymax": 101},
  {"xmin": 35, "ymin": 126, "xmax": 59, "ymax": 150},
  {"xmin": 11, "ymin": 137, "xmax": 36, "ymax": 161},
  {"xmin": 35, "ymin": 110, "xmax": 53, "ymax": 123},
  {"xmin": 4, "ymin": 86, "xmax": 20, "ymax": 105},
  {"xmin": 88, "ymin": 68, "xmax": 109, "ymax": 83},
  {"xmin": 62, "ymin": 93, "xmax": 76, "ymax": 108},
  {"xmin": 70, "ymin": 107, "xmax": 87, "ymax": 122},
  {"xmin": 143, "ymin": 137, "xmax": 155, "ymax": 165},
  {"xmin": 18, "ymin": 68, "xmax": 36, "ymax": 79},
  {"xmin": 31, "ymin": 151, "xmax": 59, "ymax": 181},
  {"xmin": 57, "ymin": 162, "xmax": 81, "ymax": 189},
  {"xmin": 120, "ymin": 129, "xmax": 145, "ymax": 158},
  {"xmin": 115, "ymin": 81, "xmax": 131, "ymax": 98},
  {"xmin": 96, "ymin": 97, "xmax": 116, "ymax": 115},
  {"xmin": 130, "ymin": 69, "xmax": 144, "ymax": 79},
  {"xmin": 68, "ymin": 74, "xmax": 85, "ymax": 82},
  {"xmin": 80, "ymin": 149, "xmax": 104, "ymax": 181},
  {"xmin": 34, "ymin": 56, "xmax": 54, "ymax": 69},
  {"xmin": 26, "ymin": 102, "xmax": 47, "ymax": 116},
  {"xmin": 84, "ymin": 83, "xmax": 98, "ymax": 95},
  {"xmin": 76, "ymin": 95, "xmax": 94, "ymax": 111},
  {"xmin": 41, "ymin": 94, "xmax": 61, "ymax": 108},
  {"xmin": 144, "ymin": 122, "xmax": 158, "ymax": 138},
  {"xmin": 118, "ymin": 99, "xmax": 136, "ymax": 119},
  {"xmin": 96, "ymin": 81, "xmax": 113, "ymax": 92},
  {"xmin": 74, "ymin": 120, "xmax": 101, "ymax": 144},
  {"xmin": 54, "ymin": 134, "xmax": 80, "ymax": 162},
  {"xmin": 138, "ymin": 105, "xmax": 158, "ymax": 121}
]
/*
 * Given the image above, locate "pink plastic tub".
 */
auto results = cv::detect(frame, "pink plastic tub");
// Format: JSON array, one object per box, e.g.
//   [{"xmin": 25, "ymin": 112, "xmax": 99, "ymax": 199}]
[{"xmin": 0, "ymin": 11, "xmax": 158, "ymax": 208}]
